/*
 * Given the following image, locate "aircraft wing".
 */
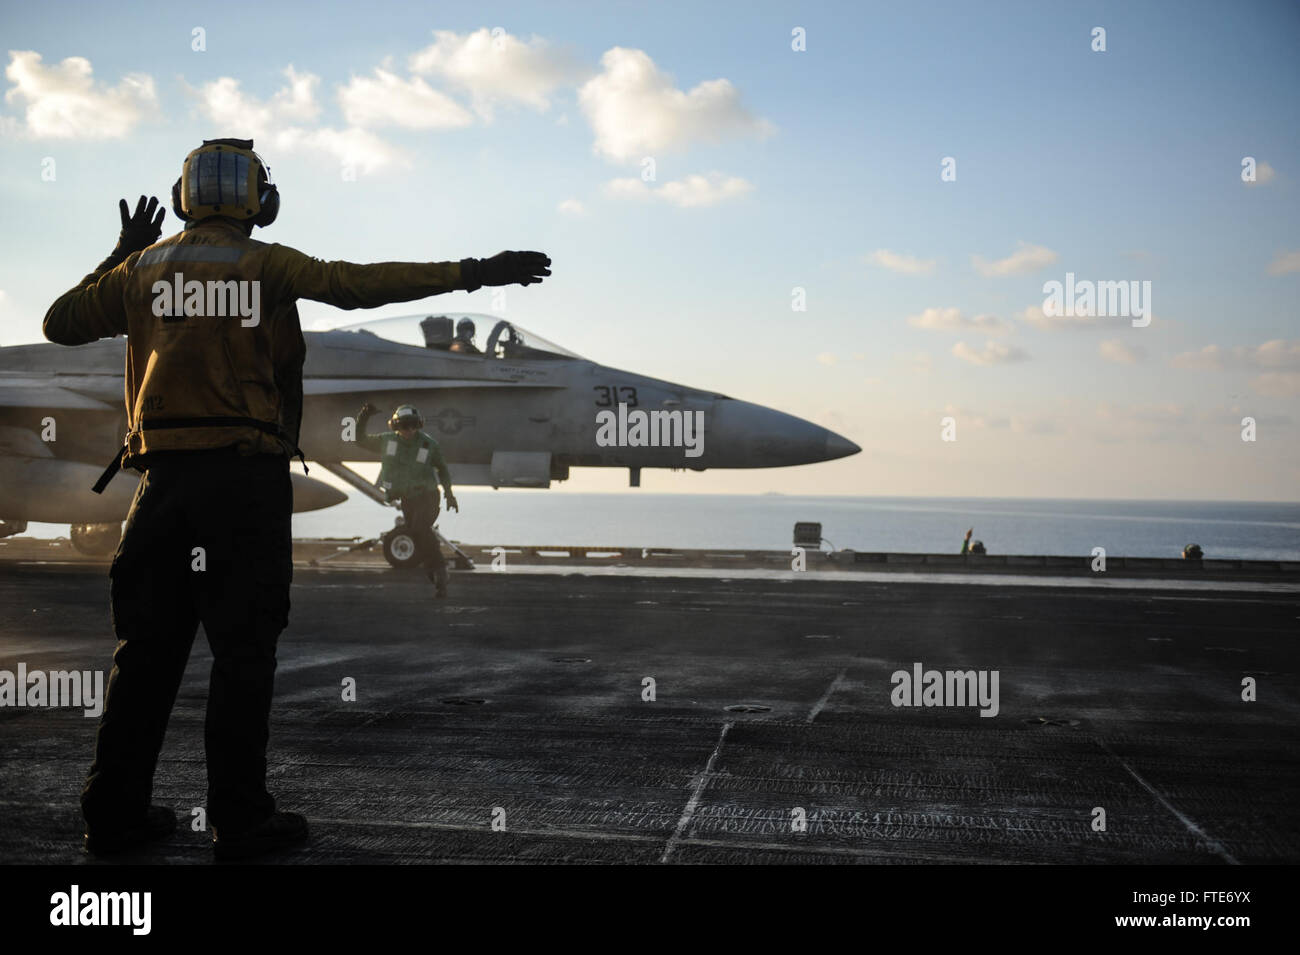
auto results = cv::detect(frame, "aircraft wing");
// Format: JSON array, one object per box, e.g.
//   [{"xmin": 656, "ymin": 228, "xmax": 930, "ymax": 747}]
[
  {"xmin": 0, "ymin": 372, "xmax": 346, "ymax": 523},
  {"xmin": 0, "ymin": 379, "xmax": 117, "ymax": 410}
]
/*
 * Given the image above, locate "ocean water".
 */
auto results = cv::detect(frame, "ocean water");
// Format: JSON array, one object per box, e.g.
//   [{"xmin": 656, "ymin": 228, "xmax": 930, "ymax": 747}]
[
  {"xmin": 286, "ymin": 493, "xmax": 1300, "ymax": 562},
  {"xmin": 22, "ymin": 494, "xmax": 1298, "ymax": 561}
]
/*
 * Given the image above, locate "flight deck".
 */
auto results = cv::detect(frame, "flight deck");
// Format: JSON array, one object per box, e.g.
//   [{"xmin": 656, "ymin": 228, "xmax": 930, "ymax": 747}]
[{"xmin": 1, "ymin": 539, "xmax": 1296, "ymax": 865}]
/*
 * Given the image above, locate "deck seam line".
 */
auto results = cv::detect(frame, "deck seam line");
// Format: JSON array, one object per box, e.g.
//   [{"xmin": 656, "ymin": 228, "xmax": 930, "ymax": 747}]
[
  {"xmin": 660, "ymin": 721, "xmax": 732, "ymax": 863},
  {"xmin": 807, "ymin": 669, "xmax": 847, "ymax": 723},
  {"xmin": 1097, "ymin": 739, "xmax": 1239, "ymax": 865}
]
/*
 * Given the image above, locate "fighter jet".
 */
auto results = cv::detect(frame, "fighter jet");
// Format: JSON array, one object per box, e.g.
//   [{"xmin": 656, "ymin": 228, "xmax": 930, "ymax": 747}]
[{"xmin": 0, "ymin": 311, "xmax": 860, "ymax": 561}]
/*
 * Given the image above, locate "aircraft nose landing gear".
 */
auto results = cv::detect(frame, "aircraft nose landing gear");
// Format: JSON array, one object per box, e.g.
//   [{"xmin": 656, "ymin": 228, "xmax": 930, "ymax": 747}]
[
  {"xmin": 381, "ymin": 519, "xmax": 421, "ymax": 569},
  {"xmin": 314, "ymin": 464, "xmax": 475, "ymax": 572},
  {"xmin": 380, "ymin": 517, "xmax": 475, "ymax": 570}
]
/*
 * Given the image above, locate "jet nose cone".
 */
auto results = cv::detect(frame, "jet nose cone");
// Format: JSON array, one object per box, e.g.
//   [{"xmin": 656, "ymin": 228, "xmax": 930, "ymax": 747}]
[
  {"xmin": 824, "ymin": 432, "xmax": 861, "ymax": 460},
  {"xmin": 703, "ymin": 399, "xmax": 862, "ymax": 467}
]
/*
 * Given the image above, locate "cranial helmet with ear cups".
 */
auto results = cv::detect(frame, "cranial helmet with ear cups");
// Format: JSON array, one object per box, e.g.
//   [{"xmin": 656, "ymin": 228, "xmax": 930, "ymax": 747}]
[
  {"xmin": 389, "ymin": 405, "xmax": 423, "ymax": 430},
  {"xmin": 171, "ymin": 138, "xmax": 279, "ymax": 228}
]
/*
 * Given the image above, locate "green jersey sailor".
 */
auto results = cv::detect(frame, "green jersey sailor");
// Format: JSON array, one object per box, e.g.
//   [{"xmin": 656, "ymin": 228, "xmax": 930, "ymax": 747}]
[{"xmin": 356, "ymin": 402, "xmax": 458, "ymax": 595}]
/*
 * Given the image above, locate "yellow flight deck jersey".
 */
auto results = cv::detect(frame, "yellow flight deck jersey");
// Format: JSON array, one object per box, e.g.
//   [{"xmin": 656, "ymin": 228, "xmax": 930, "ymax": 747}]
[{"xmin": 44, "ymin": 218, "xmax": 466, "ymax": 476}]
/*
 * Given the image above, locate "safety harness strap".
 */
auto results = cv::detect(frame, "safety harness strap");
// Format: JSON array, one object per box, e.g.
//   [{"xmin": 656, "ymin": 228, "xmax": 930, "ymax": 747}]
[{"xmin": 92, "ymin": 415, "xmax": 308, "ymax": 494}]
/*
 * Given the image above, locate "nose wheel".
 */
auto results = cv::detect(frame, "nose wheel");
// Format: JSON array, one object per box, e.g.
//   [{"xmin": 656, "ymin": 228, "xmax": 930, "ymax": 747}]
[
  {"xmin": 381, "ymin": 525, "xmax": 422, "ymax": 569},
  {"xmin": 379, "ymin": 525, "xmax": 476, "ymax": 570}
]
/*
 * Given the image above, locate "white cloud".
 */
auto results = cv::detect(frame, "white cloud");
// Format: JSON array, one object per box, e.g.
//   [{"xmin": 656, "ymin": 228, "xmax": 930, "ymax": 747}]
[
  {"xmin": 1245, "ymin": 160, "xmax": 1276, "ymax": 187},
  {"xmin": 1098, "ymin": 339, "xmax": 1145, "ymax": 364},
  {"xmin": 1017, "ymin": 303, "xmax": 1140, "ymax": 331},
  {"xmin": 193, "ymin": 68, "xmax": 403, "ymax": 173},
  {"xmin": 409, "ymin": 28, "xmax": 584, "ymax": 117},
  {"xmin": 339, "ymin": 68, "xmax": 473, "ymax": 129},
  {"xmin": 972, "ymin": 241, "xmax": 1058, "ymax": 277},
  {"xmin": 951, "ymin": 340, "xmax": 1029, "ymax": 366},
  {"xmin": 868, "ymin": 249, "xmax": 936, "ymax": 275},
  {"xmin": 1251, "ymin": 373, "xmax": 1300, "ymax": 397},
  {"xmin": 603, "ymin": 177, "xmax": 652, "ymax": 201},
  {"xmin": 3, "ymin": 51, "xmax": 156, "ymax": 139},
  {"xmin": 557, "ymin": 198, "xmax": 586, "ymax": 216},
  {"xmin": 907, "ymin": 307, "xmax": 1008, "ymax": 335},
  {"xmin": 603, "ymin": 172, "xmax": 754, "ymax": 208},
  {"xmin": 657, "ymin": 173, "xmax": 754, "ymax": 207},
  {"xmin": 276, "ymin": 125, "xmax": 404, "ymax": 174},
  {"xmin": 1253, "ymin": 339, "xmax": 1300, "ymax": 369},
  {"xmin": 1266, "ymin": 250, "xmax": 1300, "ymax": 275},
  {"xmin": 579, "ymin": 47, "xmax": 772, "ymax": 162},
  {"xmin": 816, "ymin": 352, "xmax": 837, "ymax": 366},
  {"xmin": 1170, "ymin": 344, "xmax": 1224, "ymax": 371},
  {"xmin": 1171, "ymin": 339, "xmax": 1300, "ymax": 373},
  {"xmin": 272, "ymin": 66, "xmax": 321, "ymax": 123},
  {"xmin": 193, "ymin": 75, "xmax": 273, "ymax": 131}
]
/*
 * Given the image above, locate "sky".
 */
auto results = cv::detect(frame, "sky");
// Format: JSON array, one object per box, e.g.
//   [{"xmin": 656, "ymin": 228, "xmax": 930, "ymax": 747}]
[{"xmin": 1, "ymin": 0, "xmax": 1297, "ymax": 500}]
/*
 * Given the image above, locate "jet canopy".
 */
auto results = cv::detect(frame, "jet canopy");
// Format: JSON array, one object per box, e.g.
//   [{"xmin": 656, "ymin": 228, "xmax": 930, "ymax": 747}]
[{"xmin": 333, "ymin": 313, "xmax": 583, "ymax": 361}]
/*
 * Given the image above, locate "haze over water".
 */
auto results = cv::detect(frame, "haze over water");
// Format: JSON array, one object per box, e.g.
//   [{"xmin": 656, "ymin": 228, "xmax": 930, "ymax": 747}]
[{"xmin": 286, "ymin": 494, "xmax": 1300, "ymax": 562}]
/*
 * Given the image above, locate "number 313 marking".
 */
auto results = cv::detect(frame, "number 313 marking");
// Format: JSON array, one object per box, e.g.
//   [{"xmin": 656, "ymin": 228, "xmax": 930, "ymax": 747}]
[{"xmin": 594, "ymin": 385, "xmax": 638, "ymax": 407}]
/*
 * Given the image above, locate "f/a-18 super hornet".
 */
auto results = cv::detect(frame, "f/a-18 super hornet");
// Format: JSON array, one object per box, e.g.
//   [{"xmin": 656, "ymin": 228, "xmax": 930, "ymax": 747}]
[{"xmin": 0, "ymin": 311, "xmax": 860, "ymax": 562}]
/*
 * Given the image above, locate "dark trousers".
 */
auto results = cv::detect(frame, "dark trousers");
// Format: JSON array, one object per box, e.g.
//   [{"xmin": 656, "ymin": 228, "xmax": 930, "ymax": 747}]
[
  {"xmin": 81, "ymin": 450, "xmax": 292, "ymax": 835},
  {"xmin": 398, "ymin": 489, "xmax": 447, "ymax": 586}
]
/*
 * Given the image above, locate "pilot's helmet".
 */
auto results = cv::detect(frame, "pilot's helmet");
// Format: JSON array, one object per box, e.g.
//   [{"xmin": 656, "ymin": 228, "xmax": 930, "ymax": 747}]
[
  {"xmin": 456, "ymin": 318, "xmax": 476, "ymax": 340},
  {"xmin": 1182, "ymin": 543, "xmax": 1203, "ymax": 559},
  {"xmin": 389, "ymin": 405, "xmax": 423, "ymax": 431}
]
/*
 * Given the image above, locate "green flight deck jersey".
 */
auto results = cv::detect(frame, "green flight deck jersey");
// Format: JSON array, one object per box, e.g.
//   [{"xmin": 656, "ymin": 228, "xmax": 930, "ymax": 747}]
[{"xmin": 357, "ymin": 414, "xmax": 453, "ymax": 503}]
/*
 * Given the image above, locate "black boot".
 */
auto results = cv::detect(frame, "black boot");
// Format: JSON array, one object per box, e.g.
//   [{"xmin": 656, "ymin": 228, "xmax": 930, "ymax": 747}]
[
  {"xmin": 212, "ymin": 811, "xmax": 309, "ymax": 861},
  {"xmin": 84, "ymin": 804, "xmax": 177, "ymax": 856}
]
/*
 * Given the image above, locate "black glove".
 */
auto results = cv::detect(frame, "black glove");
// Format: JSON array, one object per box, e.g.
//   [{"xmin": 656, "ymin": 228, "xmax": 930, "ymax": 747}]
[
  {"xmin": 459, "ymin": 251, "xmax": 551, "ymax": 291},
  {"xmin": 114, "ymin": 196, "xmax": 166, "ymax": 256},
  {"xmin": 356, "ymin": 402, "xmax": 379, "ymax": 433}
]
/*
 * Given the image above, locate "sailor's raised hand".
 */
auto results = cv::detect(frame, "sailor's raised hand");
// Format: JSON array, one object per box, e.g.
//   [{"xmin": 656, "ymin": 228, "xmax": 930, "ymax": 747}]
[{"xmin": 116, "ymin": 196, "xmax": 165, "ymax": 254}]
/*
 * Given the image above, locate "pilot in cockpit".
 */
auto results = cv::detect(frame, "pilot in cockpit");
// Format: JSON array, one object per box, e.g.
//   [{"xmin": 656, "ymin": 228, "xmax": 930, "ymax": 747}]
[{"xmin": 449, "ymin": 318, "xmax": 481, "ymax": 355}]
